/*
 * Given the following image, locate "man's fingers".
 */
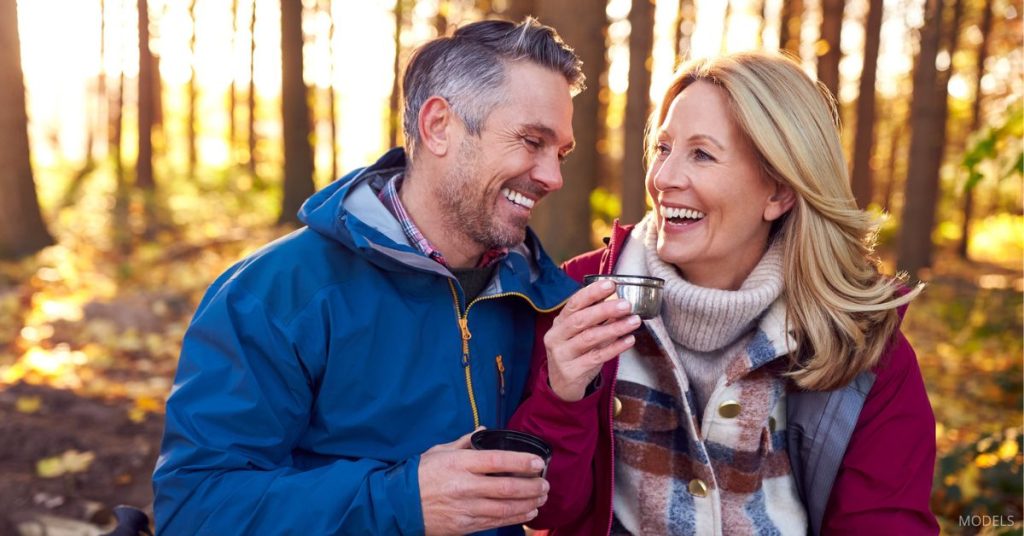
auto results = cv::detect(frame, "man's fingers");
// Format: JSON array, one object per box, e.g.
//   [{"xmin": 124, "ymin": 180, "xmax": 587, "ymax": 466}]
[
  {"xmin": 460, "ymin": 449, "xmax": 546, "ymax": 477},
  {"xmin": 466, "ymin": 474, "xmax": 550, "ymax": 500},
  {"xmin": 458, "ymin": 497, "xmax": 546, "ymax": 520},
  {"xmin": 423, "ymin": 427, "xmax": 482, "ymax": 454}
]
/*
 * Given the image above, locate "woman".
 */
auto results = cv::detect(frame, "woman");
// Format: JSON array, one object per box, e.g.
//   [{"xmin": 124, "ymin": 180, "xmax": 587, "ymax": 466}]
[{"xmin": 508, "ymin": 52, "xmax": 938, "ymax": 535}]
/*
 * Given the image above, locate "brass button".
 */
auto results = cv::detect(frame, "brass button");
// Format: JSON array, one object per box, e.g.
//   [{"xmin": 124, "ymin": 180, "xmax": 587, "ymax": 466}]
[
  {"xmin": 769, "ymin": 416, "xmax": 777, "ymax": 432},
  {"xmin": 613, "ymin": 396, "xmax": 623, "ymax": 417},
  {"xmin": 718, "ymin": 400, "xmax": 742, "ymax": 418},
  {"xmin": 688, "ymin": 478, "xmax": 708, "ymax": 497}
]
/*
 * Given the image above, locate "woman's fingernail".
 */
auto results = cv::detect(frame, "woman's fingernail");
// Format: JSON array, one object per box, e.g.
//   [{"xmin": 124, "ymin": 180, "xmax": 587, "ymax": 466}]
[
  {"xmin": 628, "ymin": 315, "xmax": 641, "ymax": 325},
  {"xmin": 601, "ymin": 280, "xmax": 615, "ymax": 291},
  {"xmin": 624, "ymin": 335, "xmax": 636, "ymax": 345},
  {"xmin": 616, "ymin": 300, "xmax": 631, "ymax": 311}
]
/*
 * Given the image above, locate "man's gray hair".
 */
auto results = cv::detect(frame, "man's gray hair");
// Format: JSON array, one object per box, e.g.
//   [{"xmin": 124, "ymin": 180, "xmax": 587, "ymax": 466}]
[{"xmin": 401, "ymin": 18, "xmax": 585, "ymax": 156}]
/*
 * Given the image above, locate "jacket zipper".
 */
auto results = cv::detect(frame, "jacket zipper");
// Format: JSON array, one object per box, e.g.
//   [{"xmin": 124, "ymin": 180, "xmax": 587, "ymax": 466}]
[
  {"xmin": 447, "ymin": 281, "xmax": 570, "ymax": 431},
  {"xmin": 448, "ymin": 280, "xmax": 481, "ymax": 428},
  {"xmin": 495, "ymin": 355, "xmax": 506, "ymax": 427}
]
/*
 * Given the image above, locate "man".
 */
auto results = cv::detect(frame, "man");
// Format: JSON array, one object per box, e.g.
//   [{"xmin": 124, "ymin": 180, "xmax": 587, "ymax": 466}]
[{"xmin": 152, "ymin": 18, "xmax": 584, "ymax": 535}]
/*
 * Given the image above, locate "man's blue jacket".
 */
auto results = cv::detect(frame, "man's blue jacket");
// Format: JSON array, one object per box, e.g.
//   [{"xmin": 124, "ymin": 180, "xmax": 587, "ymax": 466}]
[{"xmin": 152, "ymin": 148, "xmax": 579, "ymax": 534}]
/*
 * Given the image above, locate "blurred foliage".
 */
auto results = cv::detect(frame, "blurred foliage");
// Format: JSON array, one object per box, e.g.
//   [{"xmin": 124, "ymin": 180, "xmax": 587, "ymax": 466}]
[
  {"xmin": 902, "ymin": 261, "xmax": 1023, "ymax": 534},
  {"xmin": 962, "ymin": 104, "xmax": 1023, "ymax": 194}
]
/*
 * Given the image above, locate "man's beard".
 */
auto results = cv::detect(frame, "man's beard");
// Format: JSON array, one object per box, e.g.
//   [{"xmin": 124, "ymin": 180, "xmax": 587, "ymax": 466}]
[{"xmin": 436, "ymin": 139, "xmax": 528, "ymax": 250}]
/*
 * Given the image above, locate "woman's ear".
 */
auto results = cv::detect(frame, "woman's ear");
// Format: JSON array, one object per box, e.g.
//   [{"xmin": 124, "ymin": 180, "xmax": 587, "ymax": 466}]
[
  {"xmin": 764, "ymin": 182, "xmax": 796, "ymax": 222},
  {"xmin": 417, "ymin": 96, "xmax": 454, "ymax": 157}
]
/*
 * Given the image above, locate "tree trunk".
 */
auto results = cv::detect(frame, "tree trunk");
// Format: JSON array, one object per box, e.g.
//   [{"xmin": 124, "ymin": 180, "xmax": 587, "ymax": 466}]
[
  {"xmin": 504, "ymin": 0, "xmax": 536, "ymax": 22},
  {"xmin": 674, "ymin": 0, "xmax": 695, "ymax": 63},
  {"xmin": 529, "ymin": 0, "xmax": 607, "ymax": 262},
  {"xmin": 229, "ymin": 0, "xmax": 238, "ymax": 164},
  {"xmin": 188, "ymin": 0, "xmax": 198, "ymax": 178},
  {"xmin": 778, "ymin": 0, "xmax": 803, "ymax": 55},
  {"xmin": 248, "ymin": 0, "xmax": 258, "ymax": 178},
  {"xmin": 958, "ymin": 0, "xmax": 994, "ymax": 259},
  {"xmin": 136, "ymin": 0, "xmax": 156, "ymax": 190},
  {"xmin": 896, "ymin": 0, "xmax": 947, "ymax": 276},
  {"xmin": 389, "ymin": 0, "xmax": 403, "ymax": 149},
  {"xmin": 0, "ymin": 0, "xmax": 54, "ymax": 258},
  {"xmin": 881, "ymin": 101, "xmax": 905, "ymax": 213},
  {"xmin": 324, "ymin": 0, "xmax": 338, "ymax": 180},
  {"xmin": 279, "ymin": 0, "xmax": 315, "ymax": 225},
  {"xmin": 621, "ymin": 0, "xmax": 655, "ymax": 224},
  {"xmin": 720, "ymin": 0, "xmax": 732, "ymax": 54},
  {"xmin": 817, "ymin": 0, "xmax": 843, "ymax": 99},
  {"xmin": 849, "ymin": 0, "xmax": 882, "ymax": 208},
  {"xmin": 435, "ymin": 0, "xmax": 448, "ymax": 36}
]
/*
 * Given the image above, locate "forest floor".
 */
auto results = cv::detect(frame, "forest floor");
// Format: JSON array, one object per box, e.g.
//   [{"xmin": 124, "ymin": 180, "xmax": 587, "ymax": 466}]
[{"xmin": 0, "ymin": 179, "xmax": 1020, "ymax": 534}]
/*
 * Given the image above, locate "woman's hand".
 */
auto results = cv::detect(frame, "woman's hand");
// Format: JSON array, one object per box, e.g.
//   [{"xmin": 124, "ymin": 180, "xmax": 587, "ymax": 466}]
[{"xmin": 544, "ymin": 280, "xmax": 640, "ymax": 402}]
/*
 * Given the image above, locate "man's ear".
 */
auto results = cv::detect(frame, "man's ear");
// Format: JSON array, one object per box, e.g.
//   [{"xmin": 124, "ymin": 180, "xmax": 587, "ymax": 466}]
[
  {"xmin": 417, "ymin": 96, "xmax": 454, "ymax": 157},
  {"xmin": 764, "ymin": 181, "xmax": 796, "ymax": 222}
]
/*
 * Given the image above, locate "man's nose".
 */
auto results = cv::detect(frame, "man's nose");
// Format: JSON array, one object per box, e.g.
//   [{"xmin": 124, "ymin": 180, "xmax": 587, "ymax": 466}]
[{"xmin": 532, "ymin": 153, "xmax": 564, "ymax": 193}]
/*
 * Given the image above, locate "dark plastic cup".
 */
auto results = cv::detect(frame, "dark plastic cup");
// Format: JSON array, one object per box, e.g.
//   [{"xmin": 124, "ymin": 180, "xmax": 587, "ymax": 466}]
[{"xmin": 470, "ymin": 429, "xmax": 552, "ymax": 477}]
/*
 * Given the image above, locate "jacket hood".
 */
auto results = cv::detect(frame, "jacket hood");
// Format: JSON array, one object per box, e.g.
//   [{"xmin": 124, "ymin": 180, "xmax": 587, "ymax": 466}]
[{"xmin": 296, "ymin": 147, "xmax": 578, "ymax": 309}]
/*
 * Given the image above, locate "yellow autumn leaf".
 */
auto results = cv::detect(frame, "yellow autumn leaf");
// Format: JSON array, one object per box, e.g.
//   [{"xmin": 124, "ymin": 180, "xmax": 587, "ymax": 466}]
[
  {"xmin": 15, "ymin": 395, "xmax": 42, "ymax": 414},
  {"xmin": 998, "ymin": 437, "xmax": 1019, "ymax": 461},
  {"xmin": 35, "ymin": 449, "xmax": 95, "ymax": 478}
]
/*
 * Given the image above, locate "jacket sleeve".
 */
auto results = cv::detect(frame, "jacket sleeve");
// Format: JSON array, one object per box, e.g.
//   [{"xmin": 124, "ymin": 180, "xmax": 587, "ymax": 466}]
[
  {"xmin": 507, "ymin": 312, "xmax": 603, "ymax": 529},
  {"xmin": 822, "ymin": 329, "xmax": 939, "ymax": 535},
  {"xmin": 153, "ymin": 283, "xmax": 423, "ymax": 535}
]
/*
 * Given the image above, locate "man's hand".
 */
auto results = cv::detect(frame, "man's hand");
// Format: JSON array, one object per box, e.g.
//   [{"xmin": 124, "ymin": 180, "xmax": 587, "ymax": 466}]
[
  {"xmin": 544, "ymin": 280, "xmax": 639, "ymax": 401},
  {"xmin": 419, "ymin": 430, "xmax": 549, "ymax": 535}
]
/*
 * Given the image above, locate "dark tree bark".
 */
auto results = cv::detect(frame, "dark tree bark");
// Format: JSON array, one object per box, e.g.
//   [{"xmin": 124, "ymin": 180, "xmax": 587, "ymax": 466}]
[
  {"xmin": 188, "ymin": 0, "xmax": 198, "ymax": 178},
  {"xmin": 248, "ymin": 0, "xmax": 258, "ymax": 177},
  {"xmin": 503, "ymin": 0, "xmax": 536, "ymax": 22},
  {"xmin": 529, "ymin": 0, "xmax": 607, "ymax": 261},
  {"xmin": 279, "ymin": 0, "xmax": 315, "ymax": 225},
  {"xmin": 389, "ymin": 0, "xmax": 404, "ymax": 148},
  {"xmin": 435, "ymin": 0, "xmax": 448, "ymax": 36},
  {"xmin": 0, "ymin": 0, "xmax": 54, "ymax": 258},
  {"xmin": 778, "ymin": 0, "xmax": 803, "ymax": 55},
  {"xmin": 817, "ymin": 0, "xmax": 843, "ymax": 99},
  {"xmin": 881, "ymin": 100, "xmax": 906, "ymax": 213},
  {"xmin": 621, "ymin": 0, "xmax": 655, "ymax": 224},
  {"xmin": 958, "ymin": 0, "xmax": 994, "ymax": 259},
  {"xmin": 849, "ymin": 0, "xmax": 883, "ymax": 208},
  {"xmin": 136, "ymin": 0, "xmax": 156, "ymax": 190},
  {"xmin": 896, "ymin": 0, "xmax": 948, "ymax": 276}
]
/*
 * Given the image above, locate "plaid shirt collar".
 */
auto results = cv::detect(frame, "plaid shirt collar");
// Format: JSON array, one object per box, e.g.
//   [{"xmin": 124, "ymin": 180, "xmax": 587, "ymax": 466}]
[{"xmin": 377, "ymin": 173, "xmax": 507, "ymax": 269}]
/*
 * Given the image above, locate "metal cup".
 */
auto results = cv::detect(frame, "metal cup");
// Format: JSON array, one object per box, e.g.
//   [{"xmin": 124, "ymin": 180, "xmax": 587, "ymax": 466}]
[{"xmin": 583, "ymin": 274, "xmax": 665, "ymax": 320}]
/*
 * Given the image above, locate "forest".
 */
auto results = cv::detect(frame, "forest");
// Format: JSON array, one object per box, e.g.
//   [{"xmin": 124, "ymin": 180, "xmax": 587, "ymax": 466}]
[{"xmin": 0, "ymin": 0, "xmax": 1020, "ymax": 534}]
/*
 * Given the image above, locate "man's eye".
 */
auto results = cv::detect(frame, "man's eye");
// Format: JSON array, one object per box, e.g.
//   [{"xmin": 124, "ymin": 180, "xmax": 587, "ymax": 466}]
[{"xmin": 524, "ymin": 137, "xmax": 542, "ymax": 149}]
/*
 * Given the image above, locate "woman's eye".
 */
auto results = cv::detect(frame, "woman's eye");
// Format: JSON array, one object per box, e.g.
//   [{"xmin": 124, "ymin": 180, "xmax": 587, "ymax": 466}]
[
  {"xmin": 694, "ymin": 148, "xmax": 715, "ymax": 161},
  {"xmin": 655, "ymin": 143, "xmax": 671, "ymax": 157}
]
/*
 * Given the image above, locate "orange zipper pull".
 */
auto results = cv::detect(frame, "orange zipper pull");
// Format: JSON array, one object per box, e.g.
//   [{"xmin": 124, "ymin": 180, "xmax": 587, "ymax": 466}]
[{"xmin": 495, "ymin": 355, "xmax": 506, "ymax": 395}]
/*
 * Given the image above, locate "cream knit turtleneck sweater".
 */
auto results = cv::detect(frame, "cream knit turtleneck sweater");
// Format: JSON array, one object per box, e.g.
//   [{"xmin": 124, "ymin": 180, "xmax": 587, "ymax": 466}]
[{"xmin": 641, "ymin": 216, "xmax": 784, "ymax": 414}]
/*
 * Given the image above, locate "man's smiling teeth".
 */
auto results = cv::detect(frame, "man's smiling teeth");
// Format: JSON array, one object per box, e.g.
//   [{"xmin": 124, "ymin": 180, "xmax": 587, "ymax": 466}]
[
  {"xmin": 502, "ymin": 188, "xmax": 535, "ymax": 209},
  {"xmin": 660, "ymin": 206, "xmax": 705, "ymax": 220}
]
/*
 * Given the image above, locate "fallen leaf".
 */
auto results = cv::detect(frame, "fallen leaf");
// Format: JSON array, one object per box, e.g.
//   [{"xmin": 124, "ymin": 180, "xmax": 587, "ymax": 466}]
[
  {"xmin": 15, "ymin": 395, "xmax": 42, "ymax": 414},
  {"xmin": 36, "ymin": 449, "xmax": 96, "ymax": 478}
]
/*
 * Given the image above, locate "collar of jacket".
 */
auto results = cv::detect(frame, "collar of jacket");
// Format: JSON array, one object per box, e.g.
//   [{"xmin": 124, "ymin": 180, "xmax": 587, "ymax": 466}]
[{"xmin": 298, "ymin": 147, "xmax": 579, "ymax": 311}]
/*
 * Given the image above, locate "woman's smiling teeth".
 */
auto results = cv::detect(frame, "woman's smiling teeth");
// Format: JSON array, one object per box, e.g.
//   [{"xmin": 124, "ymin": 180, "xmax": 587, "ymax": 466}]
[
  {"xmin": 660, "ymin": 205, "xmax": 705, "ymax": 222},
  {"xmin": 502, "ymin": 188, "xmax": 535, "ymax": 209}
]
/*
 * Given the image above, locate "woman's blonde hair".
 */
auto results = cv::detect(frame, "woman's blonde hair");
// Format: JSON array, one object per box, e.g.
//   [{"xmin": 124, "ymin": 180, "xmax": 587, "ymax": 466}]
[{"xmin": 646, "ymin": 52, "xmax": 922, "ymax": 391}]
